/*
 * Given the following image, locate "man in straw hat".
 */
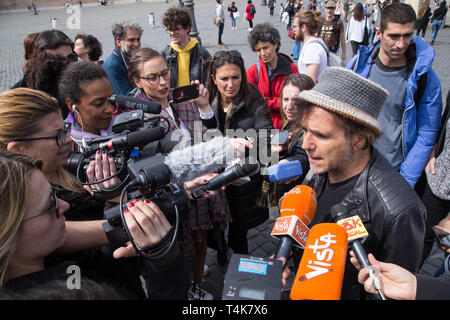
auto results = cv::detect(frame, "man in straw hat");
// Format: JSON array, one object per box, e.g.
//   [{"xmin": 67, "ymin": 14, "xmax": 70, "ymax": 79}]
[{"xmin": 296, "ymin": 67, "xmax": 426, "ymax": 299}]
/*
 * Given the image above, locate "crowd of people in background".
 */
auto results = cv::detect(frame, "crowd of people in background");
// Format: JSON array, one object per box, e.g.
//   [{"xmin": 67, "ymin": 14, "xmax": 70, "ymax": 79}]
[{"xmin": 0, "ymin": 0, "xmax": 449, "ymax": 301}]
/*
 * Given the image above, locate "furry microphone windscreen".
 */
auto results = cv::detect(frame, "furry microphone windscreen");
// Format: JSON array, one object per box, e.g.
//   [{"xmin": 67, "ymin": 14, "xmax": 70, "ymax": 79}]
[{"xmin": 164, "ymin": 136, "xmax": 238, "ymax": 184}]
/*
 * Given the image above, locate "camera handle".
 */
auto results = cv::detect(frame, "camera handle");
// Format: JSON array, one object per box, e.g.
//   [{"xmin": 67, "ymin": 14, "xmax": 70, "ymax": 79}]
[{"xmin": 118, "ymin": 180, "xmax": 180, "ymax": 260}]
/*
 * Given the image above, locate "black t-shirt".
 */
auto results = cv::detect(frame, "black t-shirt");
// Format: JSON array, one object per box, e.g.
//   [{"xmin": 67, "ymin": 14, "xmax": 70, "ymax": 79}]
[{"xmin": 310, "ymin": 173, "xmax": 360, "ymax": 227}]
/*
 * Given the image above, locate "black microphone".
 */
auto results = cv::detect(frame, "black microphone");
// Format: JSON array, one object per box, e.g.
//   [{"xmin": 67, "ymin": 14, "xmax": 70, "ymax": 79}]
[
  {"xmin": 88, "ymin": 126, "xmax": 166, "ymax": 152},
  {"xmin": 109, "ymin": 94, "xmax": 162, "ymax": 114},
  {"xmin": 331, "ymin": 203, "xmax": 387, "ymax": 300},
  {"xmin": 190, "ymin": 159, "xmax": 260, "ymax": 200}
]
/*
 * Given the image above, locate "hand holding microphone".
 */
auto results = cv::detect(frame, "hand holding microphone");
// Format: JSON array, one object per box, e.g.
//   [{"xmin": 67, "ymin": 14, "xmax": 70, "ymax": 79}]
[
  {"xmin": 331, "ymin": 203, "xmax": 387, "ymax": 300},
  {"xmin": 350, "ymin": 251, "xmax": 418, "ymax": 300}
]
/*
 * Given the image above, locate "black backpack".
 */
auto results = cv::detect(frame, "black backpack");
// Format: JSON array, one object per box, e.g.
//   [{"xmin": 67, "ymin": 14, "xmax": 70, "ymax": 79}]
[{"xmin": 250, "ymin": 5, "xmax": 256, "ymax": 15}]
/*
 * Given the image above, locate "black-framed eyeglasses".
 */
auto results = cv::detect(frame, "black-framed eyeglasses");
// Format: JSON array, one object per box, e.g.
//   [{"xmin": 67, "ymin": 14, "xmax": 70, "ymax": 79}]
[
  {"xmin": 213, "ymin": 50, "xmax": 242, "ymax": 59},
  {"xmin": 14, "ymin": 122, "xmax": 71, "ymax": 147},
  {"xmin": 137, "ymin": 69, "xmax": 170, "ymax": 85},
  {"xmin": 23, "ymin": 189, "xmax": 60, "ymax": 222}
]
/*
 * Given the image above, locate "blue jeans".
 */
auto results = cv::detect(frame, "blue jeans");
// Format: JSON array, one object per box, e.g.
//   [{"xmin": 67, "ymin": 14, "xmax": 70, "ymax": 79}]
[
  {"xmin": 431, "ymin": 20, "xmax": 443, "ymax": 42},
  {"xmin": 231, "ymin": 17, "xmax": 236, "ymax": 28},
  {"xmin": 291, "ymin": 40, "xmax": 302, "ymax": 60}
]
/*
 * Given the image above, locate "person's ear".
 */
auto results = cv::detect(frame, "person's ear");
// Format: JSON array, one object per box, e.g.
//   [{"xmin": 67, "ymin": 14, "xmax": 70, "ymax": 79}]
[
  {"xmin": 115, "ymin": 38, "xmax": 122, "ymax": 49},
  {"xmin": 352, "ymin": 132, "xmax": 368, "ymax": 150},
  {"xmin": 6, "ymin": 141, "xmax": 25, "ymax": 154},
  {"xmin": 66, "ymin": 98, "xmax": 75, "ymax": 113},
  {"xmin": 375, "ymin": 27, "xmax": 382, "ymax": 41}
]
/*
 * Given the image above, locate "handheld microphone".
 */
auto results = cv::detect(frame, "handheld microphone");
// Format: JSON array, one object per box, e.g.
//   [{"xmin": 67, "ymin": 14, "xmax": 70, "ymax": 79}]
[
  {"xmin": 87, "ymin": 126, "xmax": 166, "ymax": 152},
  {"xmin": 109, "ymin": 94, "xmax": 162, "ymax": 114},
  {"xmin": 190, "ymin": 159, "xmax": 260, "ymax": 200},
  {"xmin": 272, "ymin": 185, "xmax": 317, "ymax": 259},
  {"xmin": 331, "ymin": 203, "xmax": 387, "ymax": 300},
  {"xmin": 267, "ymin": 160, "xmax": 303, "ymax": 182},
  {"xmin": 290, "ymin": 223, "xmax": 348, "ymax": 300}
]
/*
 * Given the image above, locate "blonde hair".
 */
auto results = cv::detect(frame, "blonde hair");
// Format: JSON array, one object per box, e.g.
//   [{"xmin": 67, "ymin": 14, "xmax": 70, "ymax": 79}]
[
  {"xmin": 0, "ymin": 88, "xmax": 83, "ymax": 192},
  {"xmin": 417, "ymin": 1, "xmax": 429, "ymax": 19},
  {"xmin": 0, "ymin": 152, "xmax": 42, "ymax": 287},
  {"xmin": 294, "ymin": 9, "xmax": 323, "ymax": 34}
]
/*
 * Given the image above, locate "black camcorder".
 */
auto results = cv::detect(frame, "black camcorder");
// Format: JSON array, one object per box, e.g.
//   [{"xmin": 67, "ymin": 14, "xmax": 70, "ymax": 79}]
[{"xmin": 65, "ymin": 95, "xmax": 190, "ymax": 259}]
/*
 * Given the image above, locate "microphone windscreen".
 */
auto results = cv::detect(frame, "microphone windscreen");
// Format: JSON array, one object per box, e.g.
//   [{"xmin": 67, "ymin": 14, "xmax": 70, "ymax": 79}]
[
  {"xmin": 112, "ymin": 95, "xmax": 162, "ymax": 114},
  {"xmin": 127, "ymin": 126, "xmax": 166, "ymax": 147},
  {"xmin": 164, "ymin": 136, "xmax": 237, "ymax": 184},
  {"xmin": 280, "ymin": 185, "xmax": 317, "ymax": 226},
  {"xmin": 290, "ymin": 223, "xmax": 348, "ymax": 300}
]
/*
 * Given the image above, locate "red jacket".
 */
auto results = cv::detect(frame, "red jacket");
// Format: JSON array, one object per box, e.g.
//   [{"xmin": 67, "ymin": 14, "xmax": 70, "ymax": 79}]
[
  {"xmin": 246, "ymin": 53, "xmax": 299, "ymax": 130},
  {"xmin": 245, "ymin": 4, "xmax": 255, "ymax": 20}
]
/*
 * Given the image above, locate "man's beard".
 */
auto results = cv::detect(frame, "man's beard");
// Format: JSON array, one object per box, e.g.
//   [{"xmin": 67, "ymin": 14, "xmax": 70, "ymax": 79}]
[
  {"xmin": 121, "ymin": 44, "xmax": 137, "ymax": 58},
  {"xmin": 295, "ymin": 29, "xmax": 304, "ymax": 42}
]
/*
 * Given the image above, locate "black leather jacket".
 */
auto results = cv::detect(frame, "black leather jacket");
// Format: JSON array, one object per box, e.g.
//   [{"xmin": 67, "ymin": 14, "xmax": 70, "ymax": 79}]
[
  {"xmin": 162, "ymin": 43, "xmax": 211, "ymax": 88},
  {"xmin": 307, "ymin": 149, "xmax": 426, "ymax": 299}
]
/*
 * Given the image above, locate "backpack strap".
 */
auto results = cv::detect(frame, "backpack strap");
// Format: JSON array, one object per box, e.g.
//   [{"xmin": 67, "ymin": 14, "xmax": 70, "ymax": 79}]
[
  {"xmin": 413, "ymin": 72, "xmax": 427, "ymax": 109},
  {"xmin": 305, "ymin": 38, "xmax": 330, "ymax": 65},
  {"xmin": 256, "ymin": 61, "xmax": 260, "ymax": 83}
]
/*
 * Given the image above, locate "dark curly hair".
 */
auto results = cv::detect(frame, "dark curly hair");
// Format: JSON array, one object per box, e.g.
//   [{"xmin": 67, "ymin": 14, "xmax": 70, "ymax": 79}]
[
  {"xmin": 58, "ymin": 61, "xmax": 108, "ymax": 105},
  {"xmin": 248, "ymin": 23, "xmax": 281, "ymax": 52},
  {"xmin": 74, "ymin": 34, "xmax": 103, "ymax": 62},
  {"xmin": 162, "ymin": 6, "xmax": 192, "ymax": 31},
  {"xmin": 23, "ymin": 52, "xmax": 71, "ymax": 116}
]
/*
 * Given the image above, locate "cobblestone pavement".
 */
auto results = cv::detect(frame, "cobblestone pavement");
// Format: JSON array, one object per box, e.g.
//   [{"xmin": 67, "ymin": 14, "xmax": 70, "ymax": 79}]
[{"xmin": 0, "ymin": 0, "xmax": 448, "ymax": 300}]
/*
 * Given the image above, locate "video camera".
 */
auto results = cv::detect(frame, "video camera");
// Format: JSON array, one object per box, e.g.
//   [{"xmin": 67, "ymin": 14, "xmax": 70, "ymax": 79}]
[{"xmin": 65, "ymin": 95, "xmax": 189, "ymax": 260}]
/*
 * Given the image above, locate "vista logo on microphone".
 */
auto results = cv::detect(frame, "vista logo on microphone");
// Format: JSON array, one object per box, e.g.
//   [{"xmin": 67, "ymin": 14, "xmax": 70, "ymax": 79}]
[
  {"xmin": 271, "ymin": 215, "xmax": 310, "ymax": 248},
  {"xmin": 290, "ymin": 224, "xmax": 348, "ymax": 300},
  {"xmin": 304, "ymin": 233, "xmax": 338, "ymax": 279}
]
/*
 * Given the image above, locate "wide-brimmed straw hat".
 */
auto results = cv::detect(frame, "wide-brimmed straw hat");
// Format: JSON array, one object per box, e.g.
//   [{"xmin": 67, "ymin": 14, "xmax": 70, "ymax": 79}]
[{"xmin": 298, "ymin": 67, "xmax": 388, "ymax": 134}]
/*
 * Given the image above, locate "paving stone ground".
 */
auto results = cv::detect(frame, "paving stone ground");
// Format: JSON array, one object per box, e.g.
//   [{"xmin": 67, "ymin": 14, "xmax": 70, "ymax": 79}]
[{"xmin": 0, "ymin": 0, "xmax": 448, "ymax": 300}]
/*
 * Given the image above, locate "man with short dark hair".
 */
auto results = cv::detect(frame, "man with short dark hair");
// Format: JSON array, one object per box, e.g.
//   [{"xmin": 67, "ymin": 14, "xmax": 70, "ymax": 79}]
[
  {"xmin": 348, "ymin": 3, "xmax": 442, "ymax": 187},
  {"xmin": 103, "ymin": 21, "xmax": 142, "ymax": 94},
  {"xmin": 161, "ymin": 7, "xmax": 210, "ymax": 88},
  {"xmin": 297, "ymin": 67, "xmax": 426, "ymax": 300}
]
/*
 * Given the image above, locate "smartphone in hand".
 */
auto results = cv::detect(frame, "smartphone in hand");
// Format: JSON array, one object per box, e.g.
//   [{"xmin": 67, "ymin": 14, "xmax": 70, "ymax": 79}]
[
  {"xmin": 172, "ymin": 84, "xmax": 199, "ymax": 103},
  {"xmin": 270, "ymin": 130, "xmax": 289, "ymax": 145}
]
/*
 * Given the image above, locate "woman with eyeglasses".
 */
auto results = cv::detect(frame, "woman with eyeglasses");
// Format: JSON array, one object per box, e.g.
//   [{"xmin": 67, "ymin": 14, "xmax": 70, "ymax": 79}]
[
  {"xmin": 200, "ymin": 50, "xmax": 274, "ymax": 255},
  {"xmin": 0, "ymin": 151, "xmax": 190, "ymax": 299},
  {"xmin": 0, "ymin": 88, "xmax": 110, "ymax": 222},
  {"xmin": 128, "ymin": 47, "xmax": 235, "ymax": 299}
]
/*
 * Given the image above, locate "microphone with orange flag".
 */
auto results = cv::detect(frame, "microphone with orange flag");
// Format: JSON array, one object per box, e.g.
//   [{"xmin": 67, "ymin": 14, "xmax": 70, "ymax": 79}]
[
  {"xmin": 290, "ymin": 223, "xmax": 348, "ymax": 300},
  {"xmin": 272, "ymin": 185, "xmax": 317, "ymax": 259}
]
